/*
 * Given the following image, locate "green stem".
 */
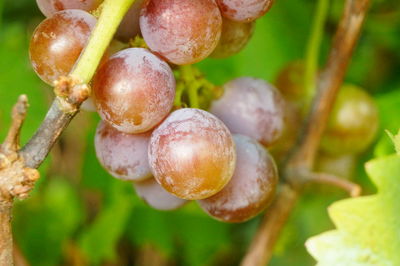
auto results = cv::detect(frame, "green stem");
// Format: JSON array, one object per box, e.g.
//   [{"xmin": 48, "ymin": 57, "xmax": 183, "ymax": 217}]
[
  {"xmin": 188, "ymin": 81, "xmax": 200, "ymax": 108},
  {"xmin": 304, "ymin": 0, "xmax": 329, "ymax": 102},
  {"xmin": 70, "ymin": 0, "xmax": 135, "ymax": 84},
  {"xmin": 174, "ymin": 82, "xmax": 185, "ymax": 107}
]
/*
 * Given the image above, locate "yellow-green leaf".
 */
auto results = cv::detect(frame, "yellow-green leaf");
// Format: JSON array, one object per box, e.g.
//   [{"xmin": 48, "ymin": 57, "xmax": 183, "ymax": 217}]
[{"xmin": 306, "ymin": 154, "xmax": 400, "ymax": 265}]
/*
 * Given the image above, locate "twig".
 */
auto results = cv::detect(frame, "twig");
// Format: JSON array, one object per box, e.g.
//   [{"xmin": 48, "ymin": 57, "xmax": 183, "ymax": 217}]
[
  {"xmin": 307, "ymin": 172, "xmax": 361, "ymax": 197},
  {"xmin": 241, "ymin": 185, "xmax": 298, "ymax": 266},
  {"xmin": 0, "ymin": 1, "xmax": 135, "ymax": 265},
  {"xmin": 242, "ymin": 0, "xmax": 370, "ymax": 265}
]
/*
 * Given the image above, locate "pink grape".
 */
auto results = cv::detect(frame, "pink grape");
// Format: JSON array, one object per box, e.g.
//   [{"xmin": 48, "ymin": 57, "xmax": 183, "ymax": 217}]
[
  {"xmin": 148, "ymin": 108, "xmax": 236, "ymax": 200},
  {"xmin": 36, "ymin": 0, "xmax": 101, "ymax": 17},
  {"xmin": 217, "ymin": 0, "xmax": 274, "ymax": 22},
  {"xmin": 93, "ymin": 48, "xmax": 176, "ymax": 134},
  {"xmin": 140, "ymin": 0, "xmax": 222, "ymax": 65},
  {"xmin": 29, "ymin": 10, "xmax": 96, "ymax": 85},
  {"xmin": 199, "ymin": 134, "xmax": 278, "ymax": 223},
  {"xmin": 210, "ymin": 77, "xmax": 285, "ymax": 146},
  {"xmin": 115, "ymin": 0, "xmax": 145, "ymax": 42},
  {"xmin": 95, "ymin": 121, "xmax": 152, "ymax": 181},
  {"xmin": 211, "ymin": 18, "xmax": 254, "ymax": 59},
  {"xmin": 134, "ymin": 178, "xmax": 187, "ymax": 211}
]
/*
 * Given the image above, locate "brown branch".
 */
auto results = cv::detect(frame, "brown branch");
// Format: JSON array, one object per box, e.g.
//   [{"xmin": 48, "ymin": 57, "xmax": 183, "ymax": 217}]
[
  {"xmin": 242, "ymin": 0, "xmax": 370, "ymax": 265},
  {"xmin": 21, "ymin": 77, "xmax": 89, "ymax": 169},
  {"xmin": 307, "ymin": 172, "xmax": 362, "ymax": 197},
  {"xmin": 0, "ymin": 201, "xmax": 12, "ymax": 265},
  {"xmin": 0, "ymin": 78, "xmax": 89, "ymax": 266},
  {"xmin": 241, "ymin": 185, "xmax": 298, "ymax": 266}
]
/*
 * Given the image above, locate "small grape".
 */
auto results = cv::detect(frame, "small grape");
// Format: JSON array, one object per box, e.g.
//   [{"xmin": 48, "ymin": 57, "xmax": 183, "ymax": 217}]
[
  {"xmin": 148, "ymin": 108, "xmax": 236, "ymax": 200},
  {"xmin": 93, "ymin": 48, "xmax": 175, "ymax": 134},
  {"xmin": 210, "ymin": 77, "xmax": 285, "ymax": 146},
  {"xmin": 134, "ymin": 178, "xmax": 187, "ymax": 211},
  {"xmin": 274, "ymin": 60, "xmax": 306, "ymax": 107},
  {"xmin": 216, "ymin": 0, "xmax": 274, "ymax": 22},
  {"xmin": 211, "ymin": 18, "xmax": 254, "ymax": 59},
  {"xmin": 140, "ymin": 0, "xmax": 222, "ymax": 65},
  {"xmin": 95, "ymin": 121, "xmax": 152, "ymax": 181},
  {"xmin": 199, "ymin": 134, "xmax": 278, "ymax": 223},
  {"xmin": 115, "ymin": 0, "xmax": 145, "ymax": 42},
  {"xmin": 321, "ymin": 84, "xmax": 379, "ymax": 155},
  {"xmin": 29, "ymin": 10, "xmax": 96, "ymax": 85},
  {"xmin": 36, "ymin": 0, "xmax": 101, "ymax": 17}
]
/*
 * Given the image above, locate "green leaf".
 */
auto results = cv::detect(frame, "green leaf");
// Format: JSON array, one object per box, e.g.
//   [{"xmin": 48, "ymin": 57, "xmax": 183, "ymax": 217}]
[
  {"xmin": 386, "ymin": 130, "xmax": 400, "ymax": 155},
  {"xmin": 306, "ymin": 154, "xmax": 400, "ymax": 265}
]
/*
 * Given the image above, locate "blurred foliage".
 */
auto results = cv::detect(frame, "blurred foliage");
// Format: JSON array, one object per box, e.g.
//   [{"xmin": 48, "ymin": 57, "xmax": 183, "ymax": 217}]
[{"xmin": 0, "ymin": 0, "xmax": 399, "ymax": 265}]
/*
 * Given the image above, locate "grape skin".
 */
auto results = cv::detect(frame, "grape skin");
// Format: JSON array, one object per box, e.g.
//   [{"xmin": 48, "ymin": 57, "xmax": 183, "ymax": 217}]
[
  {"xmin": 134, "ymin": 178, "xmax": 187, "ymax": 211},
  {"xmin": 93, "ymin": 48, "xmax": 176, "ymax": 134},
  {"xmin": 321, "ymin": 84, "xmax": 379, "ymax": 155},
  {"xmin": 211, "ymin": 18, "xmax": 254, "ymax": 59},
  {"xmin": 29, "ymin": 10, "xmax": 96, "ymax": 85},
  {"xmin": 36, "ymin": 0, "xmax": 101, "ymax": 17},
  {"xmin": 210, "ymin": 77, "xmax": 285, "ymax": 146},
  {"xmin": 95, "ymin": 121, "xmax": 152, "ymax": 181},
  {"xmin": 115, "ymin": 0, "xmax": 145, "ymax": 42},
  {"xmin": 216, "ymin": 0, "xmax": 274, "ymax": 22},
  {"xmin": 148, "ymin": 108, "xmax": 236, "ymax": 200},
  {"xmin": 199, "ymin": 134, "xmax": 278, "ymax": 223},
  {"xmin": 140, "ymin": 0, "xmax": 222, "ymax": 65}
]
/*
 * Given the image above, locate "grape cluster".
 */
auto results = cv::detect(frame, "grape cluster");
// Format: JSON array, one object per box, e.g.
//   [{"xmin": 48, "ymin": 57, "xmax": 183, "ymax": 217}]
[
  {"xmin": 273, "ymin": 61, "xmax": 379, "ymax": 178},
  {"xmin": 29, "ymin": 0, "xmax": 284, "ymax": 222}
]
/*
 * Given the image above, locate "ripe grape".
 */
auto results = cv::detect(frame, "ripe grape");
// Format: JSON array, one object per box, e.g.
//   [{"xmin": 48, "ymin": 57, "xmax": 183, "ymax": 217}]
[
  {"xmin": 95, "ymin": 121, "xmax": 152, "ymax": 181},
  {"xmin": 211, "ymin": 18, "xmax": 254, "ymax": 59},
  {"xmin": 140, "ymin": 0, "xmax": 222, "ymax": 65},
  {"xmin": 199, "ymin": 135, "xmax": 278, "ymax": 223},
  {"xmin": 93, "ymin": 48, "xmax": 175, "ymax": 134},
  {"xmin": 115, "ymin": 0, "xmax": 145, "ymax": 42},
  {"xmin": 134, "ymin": 178, "xmax": 187, "ymax": 211},
  {"xmin": 29, "ymin": 10, "xmax": 96, "ymax": 85},
  {"xmin": 148, "ymin": 108, "xmax": 236, "ymax": 200},
  {"xmin": 210, "ymin": 77, "xmax": 285, "ymax": 147},
  {"xmin": 321, "ymin": 84, "xmax": 379, "ymax": 155},
  {"xmin": 36, "ymin": 0, "xmax": 101, "ymax": 17},
  {"xmin": 216, "ymin": 0, "xmax": 274, "ymax": 22}
]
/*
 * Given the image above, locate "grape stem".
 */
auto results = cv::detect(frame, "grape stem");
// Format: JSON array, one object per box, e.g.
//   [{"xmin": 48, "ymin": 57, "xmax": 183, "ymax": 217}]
[
  {"xmin": 0, "ymin": 0, "xmax": 134, "ymax": 264},
  {"xmin": 303, "ymin": 0, "xmax": 329, "ymax": 104},
  {"xmin": 242, "ymin": 0, "xmax": 370, "ymax": 265}
]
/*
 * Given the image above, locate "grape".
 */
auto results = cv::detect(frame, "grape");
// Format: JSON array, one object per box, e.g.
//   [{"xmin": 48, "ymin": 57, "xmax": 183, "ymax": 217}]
[
  {"xmin": 199, "ymin": 135, "xmax": 278, "ymax": 223},
  {"xmin": 140, "ymin": 0, "xmax": 222, "ymax": 65},
  {"xmin": 148, "ymin": 108, "xmax": 236, "ymax": 200},
  {"xmin": 274, "ymin": 60, "xmax": 306, "ymax": 107},
  {"xmin": 216, "ymin": 0, "xmax": 274, "ymax": 22},
  {"xmin": 134, "ymin": 178, "xmax": 187, "ymax": 211},
  {"xmin": 211, "ymin": 18, "xmax": 254, "ymax": 59},
  {"xmin": 115, "ymin": 0, "xmax": 145, "ymax": 42},
  {"xmin": 210, "ymin": 77, "xmax": 285, "ymax": 147},
  {"xmin": 29, "ymin": 10, "xmax": 96, "ymax": 85},
  {"xmin": 95, "ymin": 121, "xmax": 152, "ymax": 181},
  {"xmin": 93, "ymin": 48, "xmax": 175, "ymax": 134},
  {"xmin": 321, "ymin": 84, "xmax": 379, "ymax": 156},
  {"xmin": 36, "ymin": 0, "xmax": 101, "ymax": 17}
]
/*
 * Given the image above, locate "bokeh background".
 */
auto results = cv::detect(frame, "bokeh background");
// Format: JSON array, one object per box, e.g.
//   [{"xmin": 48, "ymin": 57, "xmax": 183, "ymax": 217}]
[{"xmin": 1, "ymin": 0, "xmax": 399, "ymax": 265}]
